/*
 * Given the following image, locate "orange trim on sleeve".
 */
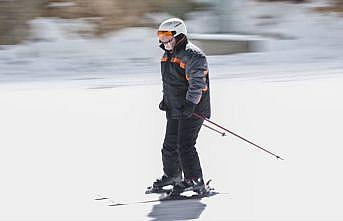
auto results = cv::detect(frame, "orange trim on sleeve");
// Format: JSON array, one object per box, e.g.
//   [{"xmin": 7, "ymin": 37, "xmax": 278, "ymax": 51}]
[{"xmin": 185, "ymin": 74, "xmax": 190, "ymax": 81}]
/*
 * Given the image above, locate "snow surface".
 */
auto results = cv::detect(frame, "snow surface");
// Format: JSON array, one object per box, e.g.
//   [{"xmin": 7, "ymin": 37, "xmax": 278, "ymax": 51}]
[
  {"xmin": 1, "ymin": 0, "xmax": 343, "ymax": 220},
  {"xmin": 1, "ymin": 76, "xmax": 343, "ymax": 221}
]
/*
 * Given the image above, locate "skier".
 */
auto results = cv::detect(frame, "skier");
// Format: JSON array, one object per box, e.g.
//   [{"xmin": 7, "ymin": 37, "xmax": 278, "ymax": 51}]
[{"xmin": 151, "ymin": 18, "xmax": 211, "ymax": 195}]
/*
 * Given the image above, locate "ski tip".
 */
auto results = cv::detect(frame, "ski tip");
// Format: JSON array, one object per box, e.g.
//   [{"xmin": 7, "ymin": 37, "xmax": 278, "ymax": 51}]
[
  {"xmin": 108, "ymin": 203, "xmax": 124, "ymax": 207},
  {"xmin": 94, "ymin": 195, "xmax": 109, "ymax": 200},
  {"xmin": 95, "ymin": 197, "xmax": 109, "ymax": 200}
]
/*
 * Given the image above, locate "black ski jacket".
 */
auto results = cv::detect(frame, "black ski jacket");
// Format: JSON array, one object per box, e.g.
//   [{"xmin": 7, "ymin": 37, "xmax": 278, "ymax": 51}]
[{"xmin": 160, "ymin": 37, "xmax": 211, "ymax": 119}]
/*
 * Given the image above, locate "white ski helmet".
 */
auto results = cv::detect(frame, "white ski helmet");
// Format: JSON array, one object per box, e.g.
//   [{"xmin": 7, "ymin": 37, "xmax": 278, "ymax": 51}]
[{"xmin": 158, "ymin": 18, "xmax": 188, "ymax": 39}]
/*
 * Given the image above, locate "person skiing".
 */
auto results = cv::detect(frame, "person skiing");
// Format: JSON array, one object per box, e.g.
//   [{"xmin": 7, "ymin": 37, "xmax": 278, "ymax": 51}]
[{"xmin": 151, "ymin": 18, "xmax": 211, "ymax": 195}]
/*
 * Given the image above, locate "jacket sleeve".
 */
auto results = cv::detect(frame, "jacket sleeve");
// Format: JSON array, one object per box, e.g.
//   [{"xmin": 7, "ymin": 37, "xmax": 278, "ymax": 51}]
[{"xmin": 185, "ymin": 54, "xmax": 208, "ymax": 105}]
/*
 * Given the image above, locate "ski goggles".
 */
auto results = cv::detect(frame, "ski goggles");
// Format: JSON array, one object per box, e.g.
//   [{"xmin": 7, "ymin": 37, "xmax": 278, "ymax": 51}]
[{"xmin": 157, "ymin": 31, "xmax": 176, "ymax": 40}]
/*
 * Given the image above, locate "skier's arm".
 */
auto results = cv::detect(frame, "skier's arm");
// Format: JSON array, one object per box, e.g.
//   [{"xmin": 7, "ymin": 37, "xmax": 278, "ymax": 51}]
[{"xmin": 185, "ymin": 54, "xmax": 208, "ymax": 105}]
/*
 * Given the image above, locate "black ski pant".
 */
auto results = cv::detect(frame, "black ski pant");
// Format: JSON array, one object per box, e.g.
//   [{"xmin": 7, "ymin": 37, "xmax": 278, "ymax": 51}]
[{"xmin": 162, "ymin": 116, "xmax": 204, "ymax": 180}]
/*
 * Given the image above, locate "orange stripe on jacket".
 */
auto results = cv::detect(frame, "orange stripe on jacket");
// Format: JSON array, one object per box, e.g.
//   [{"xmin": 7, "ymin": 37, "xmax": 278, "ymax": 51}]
[
  {"xmin": 171, "ymin": 57, "xmax": 186, "ymax": 70},
  {"xmin": 171, "ymin": 57, "xmax": 180, "ymax": 63}
]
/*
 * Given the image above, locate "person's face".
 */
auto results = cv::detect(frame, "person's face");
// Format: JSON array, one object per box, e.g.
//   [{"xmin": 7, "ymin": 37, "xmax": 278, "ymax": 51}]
[{"xmin": 158, "ymin": 31, "xmax": 176, "ymax": 51}]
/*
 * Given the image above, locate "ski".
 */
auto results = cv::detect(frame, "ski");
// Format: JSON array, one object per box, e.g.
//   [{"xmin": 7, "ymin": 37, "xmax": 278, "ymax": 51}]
[
  {"xmin": 94, "ymin": 195, "xmax": 110, "ymax": 201},
  {"xmin": 95, "ymin": 179, "xmax": 218, "ymax": 207},
  {"xmin": 107, "ymin": 190, "xmax": 219, "ymax": 207}
]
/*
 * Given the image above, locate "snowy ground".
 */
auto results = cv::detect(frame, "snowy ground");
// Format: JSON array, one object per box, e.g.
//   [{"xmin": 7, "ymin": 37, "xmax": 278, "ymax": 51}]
[
  {"xmin": 1, "ymin": 0, "xmax": 343, "ymax": 220},
  {"xmin": 1, "ymin": 76, "xmax": 343, "ymax": 221}
]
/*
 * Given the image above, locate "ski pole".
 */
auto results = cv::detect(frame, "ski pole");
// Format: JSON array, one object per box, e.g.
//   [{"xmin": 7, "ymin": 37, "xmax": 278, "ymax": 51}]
[
  {"xmin": 202, "ymin": 123, "xmax": 226, "ymax": 136},
  {"xmin": 193, "ymin": 113, "xmax": 284, "ymax": 160}
]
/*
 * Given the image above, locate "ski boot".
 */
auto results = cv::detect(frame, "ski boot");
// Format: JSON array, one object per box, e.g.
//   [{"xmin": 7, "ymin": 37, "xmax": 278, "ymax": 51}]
[
  {"xmin": 169, "ymin": 177, "xmax": 208, "ymax": 197},
  {"xmin": 145, "ymin": 173, "xmax": 182, "ymax": 194}
]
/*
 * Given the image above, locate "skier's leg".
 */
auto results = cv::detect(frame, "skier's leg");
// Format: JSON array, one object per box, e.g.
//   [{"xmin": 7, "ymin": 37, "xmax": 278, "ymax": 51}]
[
  {"xmin": 177, "ymin": 117, "xmax": 204, "ymax": 180},
  {"xmin": 161, "ymin": 118, "xmax": 182, "ymax": 178},
  {"xmin": 168, "ymin": 117, "xmax": 206, "ymax": 196},
  {"xmin": 151, "ymin": 119, "xmax": 182, "ymax": 189}
]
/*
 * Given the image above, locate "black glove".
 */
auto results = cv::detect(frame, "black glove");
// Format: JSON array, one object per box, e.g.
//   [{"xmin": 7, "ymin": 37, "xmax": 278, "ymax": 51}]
[
  {"xmin": 182, "ymin": 100, "xmax": 196, "ymax": 119},
  {"xmin": 159, "ymin": 99, "xmax": 168, "ymax": 111}
]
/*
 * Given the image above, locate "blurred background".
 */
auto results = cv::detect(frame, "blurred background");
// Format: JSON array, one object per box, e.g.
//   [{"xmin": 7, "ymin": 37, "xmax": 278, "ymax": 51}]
[
  {"xmin": 0, "ymin": 0, "xmax": 342, "ymax": 87},
  {"xmin": 1, "ymin": 2, "xmax": 343, "ymax": 221},
  {"xmin": 0, "ymin": 0, "xmax": 210, "ymax": 44},
  {"xmin": 1, "ymin": 0, "xmax": 342, "ymax": 44}
]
